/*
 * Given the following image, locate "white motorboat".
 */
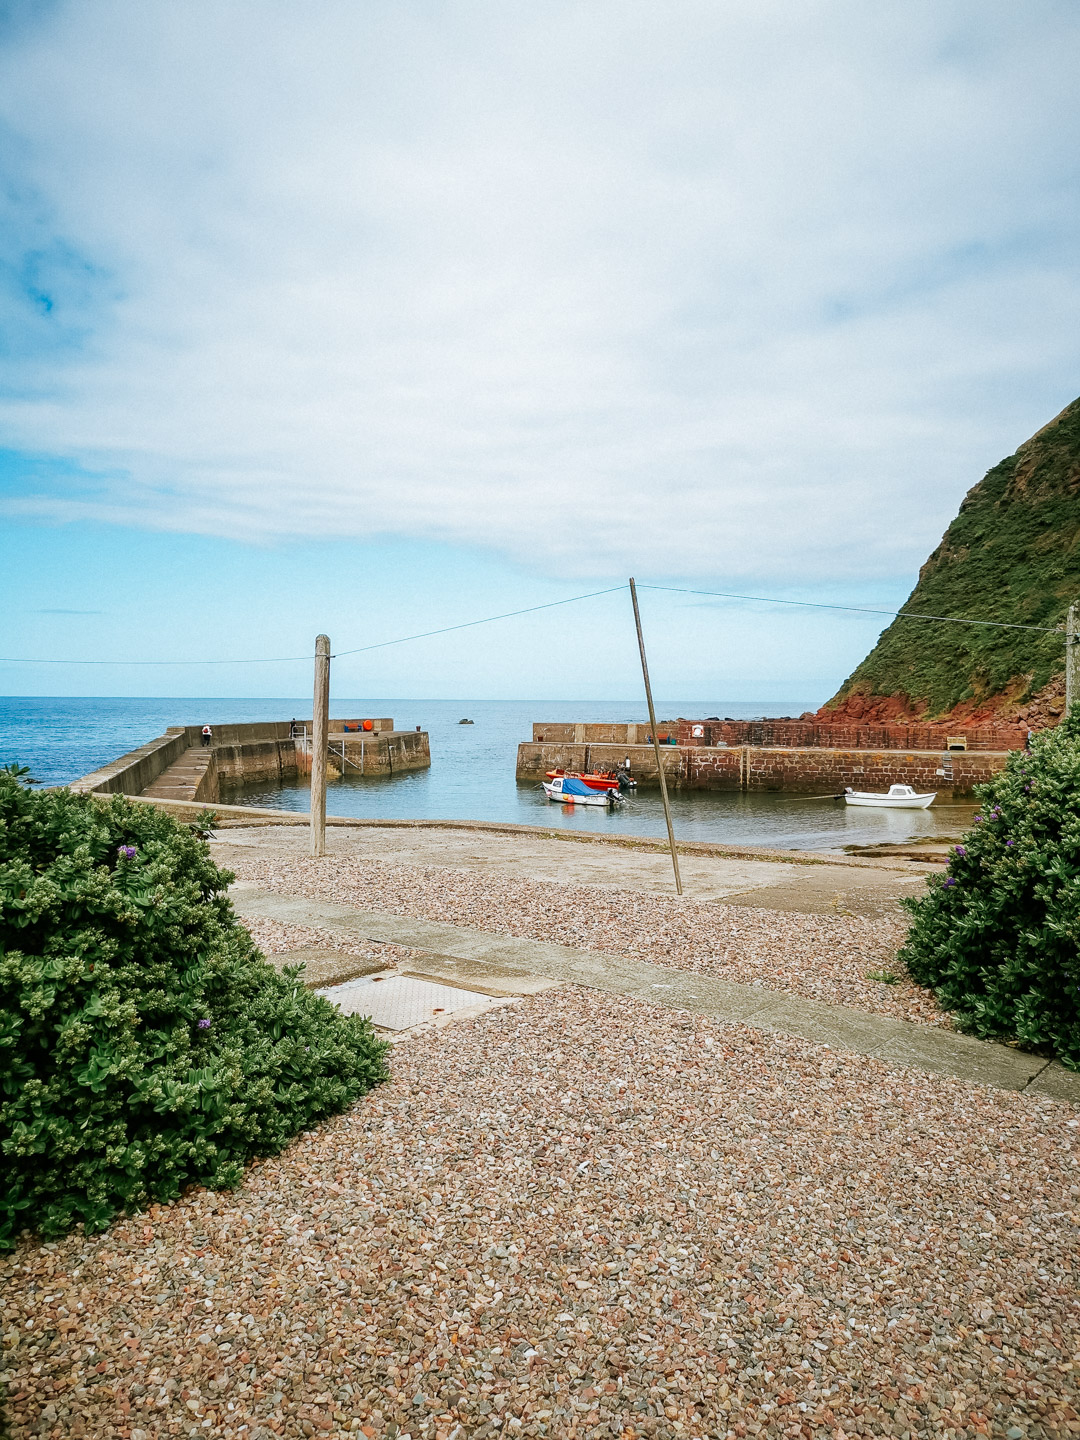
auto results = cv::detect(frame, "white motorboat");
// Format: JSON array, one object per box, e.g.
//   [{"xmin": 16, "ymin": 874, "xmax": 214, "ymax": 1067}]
[
  {"xmin": 844, "ymin": 784, "xmax": 936, "ymax": 809},
  {"xmin": 542, "ymin": 776, "xmax": 623, "ymax": 807}
]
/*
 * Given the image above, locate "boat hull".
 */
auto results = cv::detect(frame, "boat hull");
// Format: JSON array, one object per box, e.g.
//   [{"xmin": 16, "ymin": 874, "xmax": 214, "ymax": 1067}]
[
  {"xmin": 844, "ymin": 792, "xmax": 936, "ymax": 809},
  {"xmin": 542, "ymin": 780, "xmax": 621, "ymax": 806}
]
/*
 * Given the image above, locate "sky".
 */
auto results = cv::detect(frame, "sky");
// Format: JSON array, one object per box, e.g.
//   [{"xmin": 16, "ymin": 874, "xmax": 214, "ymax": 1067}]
[{"xmin": 2, "ymin": 0, "xmax": 1079, "ymax": 701}]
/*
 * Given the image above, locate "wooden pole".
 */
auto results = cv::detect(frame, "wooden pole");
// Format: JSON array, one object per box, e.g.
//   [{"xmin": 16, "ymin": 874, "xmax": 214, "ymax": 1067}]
[
  {"xmin": 1067, "ymin": 603, "xmax": 1079, "ymax": 716},
  {"xmin": 629, "ymin": 577, "xmax": 683, "ymax": 896},
  {"xmin": 310, "ymin": 633, "xmax": 330, "ymax": 857}
]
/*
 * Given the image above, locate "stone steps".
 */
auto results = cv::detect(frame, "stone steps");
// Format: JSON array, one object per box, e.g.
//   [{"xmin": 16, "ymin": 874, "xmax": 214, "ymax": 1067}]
[{"xmin": 141, "ymin": 746, "xmax": 214, "ymax": 803}]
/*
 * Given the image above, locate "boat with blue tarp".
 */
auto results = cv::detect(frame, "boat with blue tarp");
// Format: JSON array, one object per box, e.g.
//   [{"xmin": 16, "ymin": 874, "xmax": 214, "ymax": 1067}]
[{"xmin": 542, "ymin": 774, "xmax": 624, "ymax": 806}]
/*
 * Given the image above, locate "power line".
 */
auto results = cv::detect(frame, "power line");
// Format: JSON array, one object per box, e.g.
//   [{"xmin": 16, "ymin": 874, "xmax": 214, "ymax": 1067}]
[
  {"xmin": 0, "ymin": 652, "xmax": 314, "ymax": 666},
  {"xmin": 1, "ymin": 579, "xmax": 1068, "ymax": 666},
  {"xmin": 638, "ymin": 584, "xmax": 1066, "ymax": 635},
  {"xmin": 0, "ymin": 586, "xmax": 628, "ymax": 666},
  {"xmin": 332, "ymin": 587, "xmax": 627, "ymax": 657}
]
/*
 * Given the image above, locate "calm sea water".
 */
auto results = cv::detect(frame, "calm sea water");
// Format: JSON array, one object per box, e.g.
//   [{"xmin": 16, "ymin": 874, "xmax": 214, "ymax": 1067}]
[{"xmin": 1, "ymin": 696, "xmax": 972, "ymax": 852}]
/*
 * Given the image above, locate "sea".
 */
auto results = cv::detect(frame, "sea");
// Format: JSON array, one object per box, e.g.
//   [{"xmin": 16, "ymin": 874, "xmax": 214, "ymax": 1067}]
[{"xmin": 0, "ymin": 695, "xmax": 972, "ymax": 853}]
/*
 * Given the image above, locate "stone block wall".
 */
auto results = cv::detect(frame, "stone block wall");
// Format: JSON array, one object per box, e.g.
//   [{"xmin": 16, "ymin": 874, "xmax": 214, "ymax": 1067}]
[
  {"xmin": 517, "ymin": 739, "xmax": 1008, "ymax": 795},
  {"xmin": 675, "ymin": 718, "xmax": 1025, "ymax": 753},
  {"xmin": 734, "ymin": 746, "xmax": 1006, "ymax": 795},
  {"xmin": 531, "ymin": 722, "xmax": 677, "ymax": 744},
  {"xmin": 517, "ymin": 742, "xmax": 702, "ymax": 786},
  {"xmin": 532, "ymin": 718, "xmax": 1024, "ymax": 752},
  {"xmin": 681, "ymin": 747, "xmax": 745, "ymax": 790}
]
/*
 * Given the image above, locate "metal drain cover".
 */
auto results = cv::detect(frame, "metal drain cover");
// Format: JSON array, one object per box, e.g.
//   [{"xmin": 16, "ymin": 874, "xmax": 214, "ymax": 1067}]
[{"xmin": 318, "ymin": 974, "xmax": 499, "ymax": 1031}]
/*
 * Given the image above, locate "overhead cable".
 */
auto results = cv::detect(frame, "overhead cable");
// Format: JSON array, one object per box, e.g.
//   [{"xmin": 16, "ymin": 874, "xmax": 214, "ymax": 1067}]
[
  {"xmin": 638, "ymin": 584, "xmax": 1066, "ymax": 635},
  {"xmin": 0, "ymin": 586, "xmax": 627, "ymax": 665},
  {"xmin": 331, "ymin": 586, "xmax": 627, "ymax": 657},
  {"xmin": 1, "ymin": 579, "xmax": 1068, "ymax": 666}
]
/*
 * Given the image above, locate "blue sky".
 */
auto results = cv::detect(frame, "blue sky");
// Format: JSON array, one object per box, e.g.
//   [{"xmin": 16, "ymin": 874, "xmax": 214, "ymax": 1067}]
[{"xmin": 2, "ymin": 1, "xmax": 1079, "ymax": 701}]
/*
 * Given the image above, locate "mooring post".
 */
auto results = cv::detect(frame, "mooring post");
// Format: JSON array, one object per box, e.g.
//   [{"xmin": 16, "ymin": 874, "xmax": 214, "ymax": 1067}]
[
  {"xmin": 310, "ymin": 634, "xmax": 331, "ymax": 858},
  {"xmin": 629, "ymin": 578, "xmax": 683, "ymax": 896}
]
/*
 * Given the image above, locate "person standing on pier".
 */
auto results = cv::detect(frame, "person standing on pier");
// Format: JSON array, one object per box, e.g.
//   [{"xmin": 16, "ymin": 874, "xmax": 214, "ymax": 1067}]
[{"xmin": 201, "ymin": 725, "xmax": 213, "ymax": 747}]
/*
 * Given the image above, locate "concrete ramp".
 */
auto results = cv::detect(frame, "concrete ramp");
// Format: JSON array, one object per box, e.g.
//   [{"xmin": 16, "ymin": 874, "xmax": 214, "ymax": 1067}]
[{"xmin": 140, "ymin": 746, "xmax": 215, "ymax": 804}]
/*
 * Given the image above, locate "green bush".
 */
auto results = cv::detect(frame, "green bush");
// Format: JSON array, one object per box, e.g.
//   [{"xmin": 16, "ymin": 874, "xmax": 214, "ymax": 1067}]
[
  {"xmin": 899, "ymin": 708, "xmax": 1080, "ymax": 1066},
  {"xmin": 0, "ymin": 774, "xmax": 388, "ymax": 1247}
]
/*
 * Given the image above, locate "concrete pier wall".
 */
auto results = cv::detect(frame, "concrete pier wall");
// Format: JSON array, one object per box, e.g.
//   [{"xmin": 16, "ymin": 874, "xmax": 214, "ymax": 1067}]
[
  {"xmin": 213, "ymin": 738, "xmax": 297, "ymax": 787},
  {"xmin": 293, "ymin": 729, "xmax": 431, "ymax": 779},
  {"xmin": 69, "ymin": 718, "xmax": 429, "ymax": 800},
  {"xmin": 69, "ymin": 728, "xmax": 191, "ymax": 796}
]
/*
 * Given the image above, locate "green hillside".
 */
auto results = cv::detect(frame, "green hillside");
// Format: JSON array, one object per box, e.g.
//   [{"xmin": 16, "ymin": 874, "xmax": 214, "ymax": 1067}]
[{"xmin": 828, "ymin": 395, "xmax": 1080, "ymax": 719}]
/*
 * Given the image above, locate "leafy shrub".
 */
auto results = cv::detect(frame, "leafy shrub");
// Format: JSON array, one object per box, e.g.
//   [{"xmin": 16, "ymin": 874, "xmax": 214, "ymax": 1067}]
[
  {"xmin": 899, "ymin": 707, "xmax": 1080, "ymax": 1066},
  {"xmin": 0, "ymin": 775, "xmax": 388, "ymax": 1247}
]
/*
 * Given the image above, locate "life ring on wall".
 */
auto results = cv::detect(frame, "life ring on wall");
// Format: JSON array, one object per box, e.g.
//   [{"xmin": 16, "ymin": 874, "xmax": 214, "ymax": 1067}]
[
  {"xmin": 691, "ymin": 724, "xmax": 705, "ymax": 738},
  {"xmin": 363, "ymin": 720, "xmax": 374, "ymax": 731}
]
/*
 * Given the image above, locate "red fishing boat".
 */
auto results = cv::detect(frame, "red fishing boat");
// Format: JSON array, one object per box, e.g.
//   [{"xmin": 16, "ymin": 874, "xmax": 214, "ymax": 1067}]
[{"xmin": 545, "ymin": 768, "xmax": 627, "ymax": 793}]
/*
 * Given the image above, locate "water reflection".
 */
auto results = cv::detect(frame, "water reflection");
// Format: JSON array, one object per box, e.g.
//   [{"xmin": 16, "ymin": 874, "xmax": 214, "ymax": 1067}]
[{"xmin": 221, "ymin": 770, "xmax": 975, "ymax": 853}]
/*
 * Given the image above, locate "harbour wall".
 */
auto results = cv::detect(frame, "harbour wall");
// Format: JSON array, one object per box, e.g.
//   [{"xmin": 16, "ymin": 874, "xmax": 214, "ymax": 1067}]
[
  {"xmin": 69, "ymin": 728, "xmax": 192, "ymax": 796},
  {"xmin": 70, "ymin": 719, "xmax": 429, "ymax": 801},
  {"xmin": 531, "ymin": 719, "xmax": 1025, "ymax": 752},
  {"xmin": 291, "ymin": 728, "xmax": 431, "ymax": 781},
  {"xmin": 515, "ymin": 741, "xmax": 1008, "ymax": 797}
]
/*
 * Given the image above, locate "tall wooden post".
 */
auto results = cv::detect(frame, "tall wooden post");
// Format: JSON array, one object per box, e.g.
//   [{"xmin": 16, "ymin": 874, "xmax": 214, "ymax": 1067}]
[
  {"xmin": 1067, "ymin": 603, "xmax": 1079, "ymax": 716},
  {"xmin": 310, "ymin": 634, "xmax": 331, "ymax": 858},
  {"xmin": 629, "ymin": 578, "xmax": 683, "ymax": 896}
]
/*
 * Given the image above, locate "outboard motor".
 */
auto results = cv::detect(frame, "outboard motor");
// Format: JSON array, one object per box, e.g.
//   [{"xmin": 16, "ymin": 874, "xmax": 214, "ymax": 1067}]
[{"xmin": 616, "ymin": 767, "xmax": 636, "ymax": 791}]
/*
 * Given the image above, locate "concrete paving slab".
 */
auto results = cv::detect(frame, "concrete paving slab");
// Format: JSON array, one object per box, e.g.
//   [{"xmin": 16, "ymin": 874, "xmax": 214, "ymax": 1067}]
[
  {"xmin": 1024, "ymin": 1061, "xmax": 1080, "ymax": 1104},
  {"xmin": 745, "ymin": 992, "xmax": 901, "ymax": 1053},
  {"xmin": 274, "ymin": 946, "xmax": 387, "ymax": 979},
  {"xmin": 717, "ymin": 869, "xmax": 928, "ymax": 919},
  {"xmin": 320, "ymin": 974, "xmax": 503, "ymax": 1031},
  {"xmin": 401, "ymin": 953, "xmax": 561, "ymax": 997},
  {"xmin": 231, "ymin": 886, "xmax": 1078, "ymax": 1102},
  {"xmin": 232, "ymin": 888, "xmax": 651, "ymax": 991},
  {"xmin": 217, "ymin": 824, "xmax": 938, "ymax": 915},
  {"xmin": 868, "ymin": 1025, "xmax": 1047, "ymax": 1091},
  {"xmin": 625, "ymin": 972, "xmax": 777, "ymax": 1021}
]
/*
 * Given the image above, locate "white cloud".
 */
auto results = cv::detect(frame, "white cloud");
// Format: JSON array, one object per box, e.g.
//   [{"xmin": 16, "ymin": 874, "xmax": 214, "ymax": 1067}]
[{"xmin": 1, "ymin": 0, "xmax": 1078, "ymax": 581}]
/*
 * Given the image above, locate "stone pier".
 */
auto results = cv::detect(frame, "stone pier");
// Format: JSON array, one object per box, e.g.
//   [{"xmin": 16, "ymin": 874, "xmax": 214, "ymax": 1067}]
[
  {"xmin": 70, "ymin": 717, "xmax": 430, "ymax": 803},
  {"xmin": 516, "ymin": 720, "xmax": 1012, "ymax": 797}
]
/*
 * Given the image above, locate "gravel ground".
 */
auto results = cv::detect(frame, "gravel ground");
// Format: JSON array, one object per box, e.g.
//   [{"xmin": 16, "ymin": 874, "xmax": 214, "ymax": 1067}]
[
  {"xmin": 224, "ymin": 852, "xmax": 944, "ymax": 1026},
  {"xmin": 4, "ymin": 988, "xmax": 1078, "ymax": 1440},
  {"xmin": 243, "ymin": 918, "xmax": 414, "ymax": 988}
]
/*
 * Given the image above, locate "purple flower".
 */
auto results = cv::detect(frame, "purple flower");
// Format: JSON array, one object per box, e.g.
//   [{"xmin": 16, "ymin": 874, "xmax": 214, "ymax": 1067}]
[
  {"xmin": 118, "ymin": 844, "xmax": 137, "ymax": 860},
  {"xmin": 954, "ymin": 845, "xmax": 966, "ymax": 856},
  {"xmin": 973, "ymin": 814, "xmax": 982, "ymax": 823},
  {"xmin": 1006, "ymin": 839, "xmax": 1015, "ymax": 847},
  {"xmin": 197, "ymin": 1018, "xmax": 212, "ymax": 1030},
  {"xmin": 943, "ymin": 877, "xmax": 957, "ymax": 887}
]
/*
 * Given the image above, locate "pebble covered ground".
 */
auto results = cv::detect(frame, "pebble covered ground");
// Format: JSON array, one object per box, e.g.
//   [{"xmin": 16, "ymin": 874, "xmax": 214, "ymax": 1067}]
[
  {"xmin": 225, "ymin": 852, "xmax": 944, "ymax": 1026},
  {"xmin": 3, "ymin": 990, "xmax": 1078, "ymax": 1440}
]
